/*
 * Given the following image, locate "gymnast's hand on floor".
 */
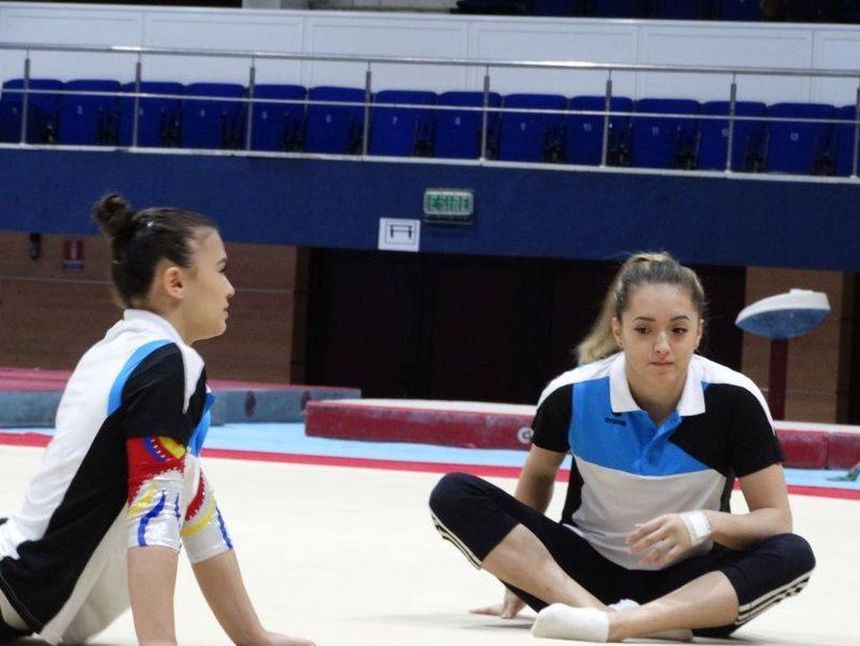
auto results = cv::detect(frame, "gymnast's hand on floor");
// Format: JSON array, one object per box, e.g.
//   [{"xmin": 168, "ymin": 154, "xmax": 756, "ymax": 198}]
[
  {"xmin": 470, "ymin": 589, "xmax": 526, "ymax": 619},
  {"xmin": 259, "ymin": 631, "xmax": 316, "ymax": 646}
]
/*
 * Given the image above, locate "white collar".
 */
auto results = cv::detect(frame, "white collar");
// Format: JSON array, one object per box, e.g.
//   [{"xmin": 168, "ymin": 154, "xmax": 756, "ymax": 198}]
[
  {"xmin": 609, "ymin": 353, "xmax": 706, "ymax": 417},
  {"xmin": 123, "ymin": 309, "xmax": 185, "ymax": 345}
]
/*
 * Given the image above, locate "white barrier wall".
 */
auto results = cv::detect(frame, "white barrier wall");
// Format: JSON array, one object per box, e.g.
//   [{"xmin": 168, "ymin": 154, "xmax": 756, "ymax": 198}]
[{"xmin": 1, "ymin": 3, "xmax": 860, "ymax": 104}]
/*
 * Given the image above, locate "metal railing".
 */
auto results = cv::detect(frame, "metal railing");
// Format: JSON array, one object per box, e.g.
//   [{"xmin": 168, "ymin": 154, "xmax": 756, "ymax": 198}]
[{"xmin": 1, "ymin": 41, "xmax": 859, "ymax": 178}]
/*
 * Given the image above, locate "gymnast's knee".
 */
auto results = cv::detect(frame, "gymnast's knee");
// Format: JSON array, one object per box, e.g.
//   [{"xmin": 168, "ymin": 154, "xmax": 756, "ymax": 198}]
[
  {"xmin": 429, "ymin": 472, "xmax": 484, "ymax": 519},
  {"xmin": 760, "ymin": 532, "xmax": 816, "ymax": 577}
]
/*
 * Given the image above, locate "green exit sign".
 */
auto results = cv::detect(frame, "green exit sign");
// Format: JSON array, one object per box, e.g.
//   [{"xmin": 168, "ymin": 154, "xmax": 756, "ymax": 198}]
[{"xmin": 423, "ymin": 189, "xmax": 474, "ymax": 224}]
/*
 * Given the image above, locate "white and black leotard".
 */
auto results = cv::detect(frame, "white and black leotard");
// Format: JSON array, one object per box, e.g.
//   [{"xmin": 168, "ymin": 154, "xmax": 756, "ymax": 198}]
[{"xmin": 0, "ymin": 310, "xmax": 232, "ymax": 644}]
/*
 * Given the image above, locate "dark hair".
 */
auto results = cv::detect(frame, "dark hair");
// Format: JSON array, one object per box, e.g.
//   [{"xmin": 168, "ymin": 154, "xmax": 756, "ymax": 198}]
[
  {"xmin": 93, "ymin": 193, "xmax": 217, "ymax": 307},
  {"xmin": 576, "ymin": 252, "xmax": 706, "ymax": 364}
]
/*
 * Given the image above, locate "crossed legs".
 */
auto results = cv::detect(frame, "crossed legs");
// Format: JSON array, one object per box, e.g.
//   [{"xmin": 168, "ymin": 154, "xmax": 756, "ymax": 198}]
[{"xmin": 430, "ymin": 472, "xmax": 814, "ymax": 642}]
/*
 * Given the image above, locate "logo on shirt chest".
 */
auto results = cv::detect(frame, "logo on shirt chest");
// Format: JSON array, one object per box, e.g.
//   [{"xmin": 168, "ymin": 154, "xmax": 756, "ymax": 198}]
[{"xmin": 604, "ymin": 413, "xmax": 627, "ymax": 427}]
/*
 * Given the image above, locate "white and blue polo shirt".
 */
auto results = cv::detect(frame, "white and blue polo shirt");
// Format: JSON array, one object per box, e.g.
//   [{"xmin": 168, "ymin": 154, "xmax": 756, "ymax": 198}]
[{"xmin": 532, "ymin": 353, "xmax": 783, "ymax": 570}]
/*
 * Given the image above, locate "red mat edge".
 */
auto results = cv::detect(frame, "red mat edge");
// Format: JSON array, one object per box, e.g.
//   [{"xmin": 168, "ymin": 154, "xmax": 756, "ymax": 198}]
[{"xmin": 1, "ymin": 433, "xmax": 856, "ymax": 501}]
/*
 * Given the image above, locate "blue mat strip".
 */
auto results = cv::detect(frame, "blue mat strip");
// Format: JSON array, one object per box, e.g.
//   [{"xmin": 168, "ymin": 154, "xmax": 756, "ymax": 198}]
[{"xmin": 2, "ymin": 424, "xmax": 857, "ymax": 491}]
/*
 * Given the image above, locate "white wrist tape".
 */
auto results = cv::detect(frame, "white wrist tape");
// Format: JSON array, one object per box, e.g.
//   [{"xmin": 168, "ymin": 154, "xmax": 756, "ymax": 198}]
[{"xmin": 680, "ymin": 511, "xmax": 712, "ymax": 546}]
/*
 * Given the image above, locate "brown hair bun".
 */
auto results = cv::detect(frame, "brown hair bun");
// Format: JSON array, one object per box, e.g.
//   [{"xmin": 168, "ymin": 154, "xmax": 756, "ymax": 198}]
[{"xmin": 93, "ymin": 193, "xmax": 136, "ymax": 238}]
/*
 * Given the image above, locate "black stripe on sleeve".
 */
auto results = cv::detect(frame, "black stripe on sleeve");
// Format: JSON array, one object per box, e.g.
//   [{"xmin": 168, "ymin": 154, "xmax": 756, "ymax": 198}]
[
  {"xmin": 531, "ymin": 384, "xmax": 572, "ymax": 453},
  {"xmin": 728, "ymin": 386, "xmax": 784, "ymax": 477}
]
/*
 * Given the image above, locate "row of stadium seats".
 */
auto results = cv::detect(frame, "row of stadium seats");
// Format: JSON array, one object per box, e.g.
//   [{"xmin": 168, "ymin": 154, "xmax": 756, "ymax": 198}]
[
  {"xmin": 456, "ymin": 0, "xmax": 763, "ymax": 20},
  {"xmin": 1, "ymin": 79, "xmax": 858, "ymax": 176}
]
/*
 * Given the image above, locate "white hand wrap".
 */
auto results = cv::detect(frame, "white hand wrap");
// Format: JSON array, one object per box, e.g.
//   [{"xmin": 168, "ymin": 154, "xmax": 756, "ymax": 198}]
[{"xmin": 680, "ymin": 510, "xmax": 712, "ymax": 547}]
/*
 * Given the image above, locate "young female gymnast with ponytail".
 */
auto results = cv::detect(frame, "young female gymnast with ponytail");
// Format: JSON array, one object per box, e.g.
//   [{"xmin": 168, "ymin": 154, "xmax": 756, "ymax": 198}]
[
  {"xmin": 0, "ymin": 195, "xmax": 314, "ymax": 646},
  {"xmin": 430, "ymin": 252, "xmax": 815, "ymax": 642}
]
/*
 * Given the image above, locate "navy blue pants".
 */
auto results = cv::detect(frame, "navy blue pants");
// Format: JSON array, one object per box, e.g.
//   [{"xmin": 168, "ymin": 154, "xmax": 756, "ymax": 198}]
[{"xmin": 429, "ymin": 472, "xmax": 815, "ymax": 637}]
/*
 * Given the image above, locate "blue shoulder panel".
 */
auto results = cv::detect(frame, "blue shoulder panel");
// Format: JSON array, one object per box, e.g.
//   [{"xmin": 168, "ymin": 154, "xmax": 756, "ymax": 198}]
[{"xmin": 107, "ymin": 340, "xmax": 173, "ymax": 416}]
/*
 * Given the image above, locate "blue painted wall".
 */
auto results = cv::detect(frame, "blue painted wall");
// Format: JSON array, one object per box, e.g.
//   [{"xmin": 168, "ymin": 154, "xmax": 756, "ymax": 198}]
[{"xmin": 1, "ymin": 148, "xmax": 857, "ymax": 271}]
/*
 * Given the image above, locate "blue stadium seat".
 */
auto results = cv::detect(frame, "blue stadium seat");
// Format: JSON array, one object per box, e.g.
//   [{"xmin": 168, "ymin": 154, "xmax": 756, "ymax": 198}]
[
  {"xmin": 453, "ymin": 0, "xmax": 530, "ymax": 14},
  {"xmin": 630, "ymin": 98, "xmax": 700, "ymax": 168},
  {"xmin": 498, "ymin": 93, "xmax": 567, "ymax": 163},
  {"xmin": 369, "ymin": 90, "xmax": 436, "ymax": 157},
  {"xmin": 591, "ymin": 0, "xmax": 647, "ymax": 17},
  {"xmin": 119, "ymin": 82, "xmax": 184, "ymax": 148},
  {"xmin": 652, "ymin": 0, "xmax": 711, "ymax": 19},
  {"xmin": 697, "ymin": 101, "xmax": 767, "ymax": 171},
  {"xmin": 0, "ymin": 78, "xmax": 62, "ymax": 143},
  {"xmin": 533, "ymin": 0, "xmax": 584, "ymax": 16},
  {"xmin": 304, "ymin": 86, "xmax": 366, "ymax": 154},
  {"xmin": 58, "ymin": 79, "xmax": 121, "ymax": 145},
  {"xmin": 764, "ymin": 103, "xmax": 834, "ymax": 175},
  {"xmin": 717, "ymin": 0, "xmax": 762, "ymax": 20},
  {"xmin": 564, "ymin": 95, "xmax": 633, "ymax": 166},
  {"xmin": 433, "ymin": 91, "xmax": 502, "ymax": 159},
  {"xmin": 250, "ymin": 84, "xmax": 306, "ymax": 152},
  {"xmin": 834, "ymin": 104, "xmax": 858, "ymax": 177},
  {"xmin": 0, "ymin": 81, "xmax": 34, "ymax": 143},
  {"xmin": 181, "ymin": 82, "xmax": 246, "ymax": 150}
]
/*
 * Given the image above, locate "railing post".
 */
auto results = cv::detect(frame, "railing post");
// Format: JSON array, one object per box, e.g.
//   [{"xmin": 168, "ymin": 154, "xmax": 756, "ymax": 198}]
[
  {"xmin": 132, "ymin": 58, "xmax": 142, "ymax": 148},
  {"xmin": 20, "ymin": 54, "xmax": 31, "ymax": 144},
  {"xmin": 246, "ymin": 58, "xmax": 256, "ymax": 151},
  {"xmin": 480, "ymin": 66, "xmax": 490, "ymax": 161},
  {"xmin": 362, "ymin": 64, "xmax": 372, "ymax": 157},
  {"xmin": 852, "ymin": 83, "xmax": 860, "ymax": 179},
  {"xmin": 725, "ymin": 75, "xmax": 737, "ymax": 173},
  {"xmin": 600, "ymin": 73, "xmax": 613, "ymax": 168}
]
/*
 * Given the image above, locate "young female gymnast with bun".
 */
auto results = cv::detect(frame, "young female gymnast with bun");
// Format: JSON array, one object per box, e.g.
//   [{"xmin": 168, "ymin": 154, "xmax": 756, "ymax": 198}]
[
  {"xmin": 430, "ymin": 252, "xmax": 815, "ymax": 642},
  {"xmin": 0, "ymin": 195, "xmax": 314, "ymax": 646}
]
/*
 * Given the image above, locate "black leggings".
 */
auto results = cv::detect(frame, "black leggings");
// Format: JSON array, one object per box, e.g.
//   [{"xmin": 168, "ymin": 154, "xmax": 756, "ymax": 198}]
[
  {"xmin": 0, "ymin": 519, "xmax": 31, "ymax": 643},
  {"xmin": 0, "ymin": 620, "xmax": 28, "ymax": 643},
  {"xmin": 429, "ymin": 472, "xmax": 815, "ymax": 637}
]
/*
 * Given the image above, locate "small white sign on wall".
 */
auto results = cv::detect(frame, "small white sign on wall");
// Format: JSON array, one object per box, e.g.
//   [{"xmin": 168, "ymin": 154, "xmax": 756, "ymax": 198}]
[{"xmin": 378, "ymin": 218, "xmax": 420, "ymax": 253}]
